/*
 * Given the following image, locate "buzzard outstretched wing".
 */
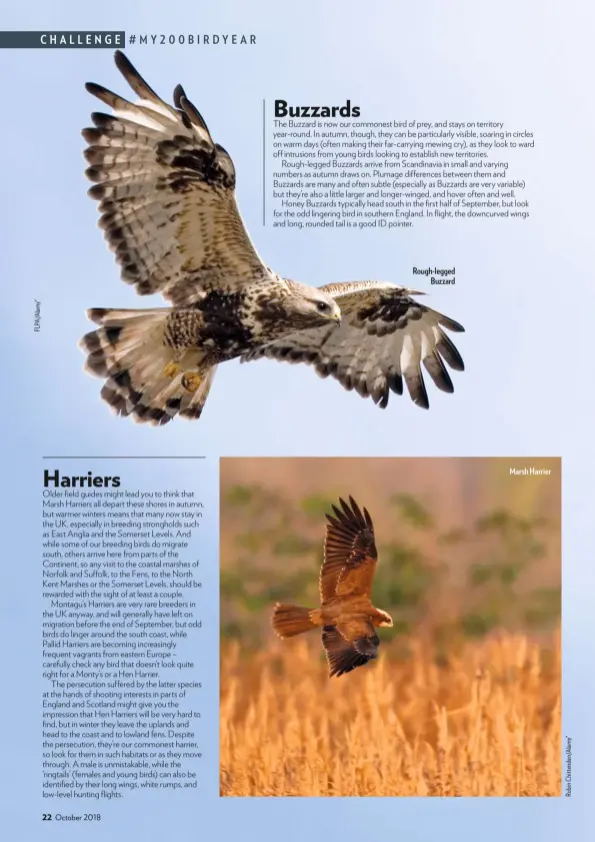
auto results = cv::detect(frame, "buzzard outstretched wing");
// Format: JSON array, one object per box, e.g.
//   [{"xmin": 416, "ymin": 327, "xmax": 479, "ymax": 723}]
[
  {"xmin": 242, "ymin": 281, "xmax": 465, "ymax": 409},
  {"xmin": 320, "ymin": 496, "xmax": 377, "ymax": 602},
  {"xmin": 322, "ymin": 621, "xmax": 380, "ymax": 677},
  {"xmin": 83, "ymin": 50, "xmax": 270, "ymax": 306}
]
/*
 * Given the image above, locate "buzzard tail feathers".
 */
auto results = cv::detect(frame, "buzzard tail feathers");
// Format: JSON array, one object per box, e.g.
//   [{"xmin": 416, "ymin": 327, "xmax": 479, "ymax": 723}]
[{"xmin": 79, "ymin": 308, "xmax": 216, "ymax": 425}]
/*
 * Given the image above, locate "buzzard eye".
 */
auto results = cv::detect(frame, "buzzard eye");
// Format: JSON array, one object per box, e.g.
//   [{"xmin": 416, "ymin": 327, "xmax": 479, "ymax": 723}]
[{"xmin": 316, "ymin": 301, "xmax": 330, "ymax": 313}]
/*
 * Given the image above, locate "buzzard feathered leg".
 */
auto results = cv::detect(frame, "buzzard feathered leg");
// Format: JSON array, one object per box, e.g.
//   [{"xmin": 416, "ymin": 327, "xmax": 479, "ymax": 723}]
[
  {"xmin": 163, "ymin": 360, "xmax": 182, "ymax": 379},
  {"xmin": 180, "ymin": 371, "xmax": 203, "ymax": 393},
  {"xmin": 162, "ymin": 352, "xmax": 203, "ymax": 393}
]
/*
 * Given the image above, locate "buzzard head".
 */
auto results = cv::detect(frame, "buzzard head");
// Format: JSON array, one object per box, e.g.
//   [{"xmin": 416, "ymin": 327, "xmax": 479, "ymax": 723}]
[{"xmin": 285, "ymin": 282, "xmax": 342, "ymax": 329}]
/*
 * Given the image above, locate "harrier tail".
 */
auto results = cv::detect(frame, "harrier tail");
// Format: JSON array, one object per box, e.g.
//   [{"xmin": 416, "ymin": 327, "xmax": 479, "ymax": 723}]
[
  {"xmin": 272, "ymin": 603, "xmax": 315, "ymax": 638},
  {"xmin": 79, "ymin": 308, "xmax": 216, "ymax": 425}
]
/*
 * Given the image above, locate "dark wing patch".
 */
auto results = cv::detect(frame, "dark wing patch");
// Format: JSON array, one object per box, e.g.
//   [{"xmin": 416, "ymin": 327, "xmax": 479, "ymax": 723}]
[
  {"xmin": 82, "ymin": 51, "xmax": 269, "ymax": 305},
  {"xmin": 319, "ymin": 496, "xmax": 377, "ymax": 602},
  {"xmin": 241, "ymin": 284, "xmax": 464, "ymax": 410},
  {"xmin": 322, "ymin": 625, "xmax": 380, "ymax": 678}
]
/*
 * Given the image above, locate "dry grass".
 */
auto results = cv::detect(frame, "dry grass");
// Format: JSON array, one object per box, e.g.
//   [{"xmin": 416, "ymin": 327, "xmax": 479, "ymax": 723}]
[{"xmin": 220, "ymin": 630, "xmax": 561, "ymax": 796}]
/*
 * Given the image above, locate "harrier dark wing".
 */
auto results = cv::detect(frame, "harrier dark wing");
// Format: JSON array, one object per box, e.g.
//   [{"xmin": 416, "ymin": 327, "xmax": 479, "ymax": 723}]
[
  {"xmin": 320, "ymin": 496, "xmax": 377, "ymax": 602},
  {"xmin": 322, "ymin": 621, "xmax": 380, "ymax": 678}
]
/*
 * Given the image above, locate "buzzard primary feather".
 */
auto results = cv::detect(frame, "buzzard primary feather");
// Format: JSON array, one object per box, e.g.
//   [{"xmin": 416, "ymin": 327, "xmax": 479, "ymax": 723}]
[
  {"xmin": 272, "ymin": 496, "xmax": 393, "ymax": 678},
  {"xmin": 79, "ymin": 52, "xmax": 465, "ymax": 424}
]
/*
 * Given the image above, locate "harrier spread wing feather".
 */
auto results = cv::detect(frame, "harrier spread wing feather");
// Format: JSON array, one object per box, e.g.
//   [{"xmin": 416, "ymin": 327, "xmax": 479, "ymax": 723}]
[
  {"xmin": 322, "ymin": 623, "xmax": 380, "ymax": 677},
  {"xmin": 320, "ymin": 496, "xmax": 378, "ymax": 602},
  {"xmin": 83, "ymin": 50, "xmax": 270, "ymax": 306},
  {"xmin": 242, "ymin": 281, "xmax": 465, "ymax": 409}
]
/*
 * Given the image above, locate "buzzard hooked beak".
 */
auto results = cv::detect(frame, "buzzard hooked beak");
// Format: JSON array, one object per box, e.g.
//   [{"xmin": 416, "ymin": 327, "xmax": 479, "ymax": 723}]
[{"xmin": 333, "ymin": 312, "xmax": 342, "ymax": 324}]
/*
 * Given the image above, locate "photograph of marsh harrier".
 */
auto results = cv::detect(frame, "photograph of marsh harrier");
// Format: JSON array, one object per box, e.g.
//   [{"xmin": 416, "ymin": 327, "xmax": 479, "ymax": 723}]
[
  {"xmin": 272, "ymin": 496, "xmax": 394, "ymax": 677},
  {"xmin": 220, "ymin": 457, "xmax": 561, "ymax": 797}
]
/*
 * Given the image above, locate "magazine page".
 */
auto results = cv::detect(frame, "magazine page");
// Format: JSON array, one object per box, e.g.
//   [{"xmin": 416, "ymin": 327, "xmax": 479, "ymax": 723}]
[{"xmin": 1, "ymin": 1, "xmax": 591, "ymax": 839}]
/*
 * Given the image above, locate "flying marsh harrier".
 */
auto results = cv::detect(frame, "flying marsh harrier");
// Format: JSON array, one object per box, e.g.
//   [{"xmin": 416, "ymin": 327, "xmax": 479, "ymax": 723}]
[
  {"xmin": 80, "ymin": 51, "xmax": 465, "ymax": 425},
  {"xmin": 272, "ymin": 496, "xmax": 393, "ymax": 677}
]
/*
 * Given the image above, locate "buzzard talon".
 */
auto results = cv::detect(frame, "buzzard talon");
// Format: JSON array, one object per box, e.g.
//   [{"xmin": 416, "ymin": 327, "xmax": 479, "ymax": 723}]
[
  {"xmin": 271, "ymin": 496, "xmax": 393, "ymax": 678},
  {"xmin": 181, "ymin": 371, "xmax": 202, "ymax": 393},
  {"xmin": 163, "ymin": 361, "xmax": 181, "ymax": 379}
]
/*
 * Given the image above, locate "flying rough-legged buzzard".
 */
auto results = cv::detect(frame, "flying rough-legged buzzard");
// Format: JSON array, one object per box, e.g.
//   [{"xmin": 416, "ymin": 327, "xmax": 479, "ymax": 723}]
[
  {"xmin": 79, "ymin": 51, "xmax": 465, "ymax": 425},
  {"xmin": 272, "ymin": 496, "xmax": 393, "ymax": 677}
]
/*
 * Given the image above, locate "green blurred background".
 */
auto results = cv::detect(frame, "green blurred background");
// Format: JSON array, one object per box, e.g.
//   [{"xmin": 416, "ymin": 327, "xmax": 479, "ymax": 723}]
[{"xmin": 220, "ymin": 458, "xmax": 561, "ymax": 658}]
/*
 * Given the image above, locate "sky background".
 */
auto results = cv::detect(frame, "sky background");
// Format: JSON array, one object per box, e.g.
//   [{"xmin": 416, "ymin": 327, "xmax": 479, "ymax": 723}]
[{"xmin": 0, "ymin": 0, "xmax": 593, "ymax": 839}]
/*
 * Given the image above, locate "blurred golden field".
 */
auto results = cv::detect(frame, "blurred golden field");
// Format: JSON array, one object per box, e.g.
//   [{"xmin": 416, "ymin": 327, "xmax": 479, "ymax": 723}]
[{"xmin": 220, "ymin": 630, "xmax": 561, "ymax": 797}]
